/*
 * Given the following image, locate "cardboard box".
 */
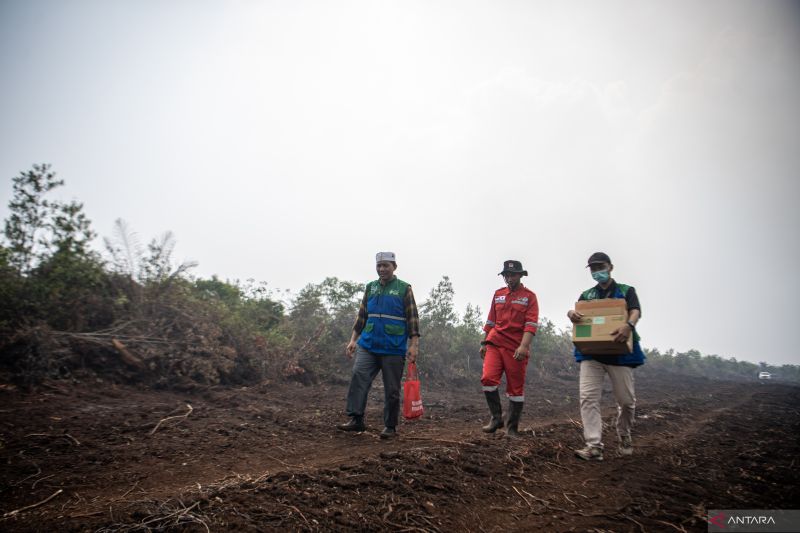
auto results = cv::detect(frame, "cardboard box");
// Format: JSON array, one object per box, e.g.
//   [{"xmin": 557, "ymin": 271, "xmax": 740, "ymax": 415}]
[{"xmin": 571, "ymin": 298, "xmax": 633, "ymax": 355}]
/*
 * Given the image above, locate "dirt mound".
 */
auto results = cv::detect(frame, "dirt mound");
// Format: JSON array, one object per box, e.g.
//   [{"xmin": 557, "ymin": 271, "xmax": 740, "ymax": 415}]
[{"xmin": 1, "ymin": 374, "xmax": 797, "ymax": 532}]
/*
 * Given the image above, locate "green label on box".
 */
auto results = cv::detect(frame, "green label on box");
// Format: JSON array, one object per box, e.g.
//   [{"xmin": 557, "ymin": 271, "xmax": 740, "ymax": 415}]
[{"xmin": 575, "ymin": 324, "xmax": 592, "ymax": 338}]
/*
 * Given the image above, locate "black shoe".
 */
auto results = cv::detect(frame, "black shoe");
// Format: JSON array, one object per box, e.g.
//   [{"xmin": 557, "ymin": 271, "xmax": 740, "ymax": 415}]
[
  {"xmin": 482, "ymin": 417, "xmax": 504, "ymax": 433},
  {"xmin": 505, "ymin": 401, "xmax": 524, "ymax": 438},
  {"xmin": 482, "ymin": 390, "xmax": 504, "ymax": 433},
  {"xmin": 380, "ymin": 427, "xmax": 397, "ymax": 439},
  {"xmin": 337, "ymin": 417, "xmax": 365, "ymax": 432}
]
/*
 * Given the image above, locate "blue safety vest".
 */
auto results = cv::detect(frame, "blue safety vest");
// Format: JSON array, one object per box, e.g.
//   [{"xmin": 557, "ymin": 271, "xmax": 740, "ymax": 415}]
[
  {"xmin": 357, "ymin": 277, "xmax": 410, "ymax": 356},
  {"xmin": 573, "ymin": 283, "xmax": 646, "ymax": 367}
]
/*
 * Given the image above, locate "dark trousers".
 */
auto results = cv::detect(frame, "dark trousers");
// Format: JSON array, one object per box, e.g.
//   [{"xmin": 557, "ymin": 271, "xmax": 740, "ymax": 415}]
[{"xmin": 345, "ymin": 345, "xmax": 405, "ymax": 429}]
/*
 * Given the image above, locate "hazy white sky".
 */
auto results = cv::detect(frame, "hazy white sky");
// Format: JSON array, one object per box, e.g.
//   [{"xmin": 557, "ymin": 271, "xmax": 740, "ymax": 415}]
[{"xmin": 1, "ymin": 1, "xmax": 799, "ymax": 365}]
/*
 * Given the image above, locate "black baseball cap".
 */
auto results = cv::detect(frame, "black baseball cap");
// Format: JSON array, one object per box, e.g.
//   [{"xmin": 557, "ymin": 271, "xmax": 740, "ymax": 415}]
[
  {"xmin": 499, "ymin": 259, "xmax": 528, "ymax": 276},
  {"xmin": 586, "ymin": 252, "xmax": 611, "ymax": 267}
]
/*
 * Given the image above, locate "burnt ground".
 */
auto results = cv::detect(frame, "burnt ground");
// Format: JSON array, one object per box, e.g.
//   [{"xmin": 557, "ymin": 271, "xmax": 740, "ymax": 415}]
[{"xmin": 0, "ymin": 373, "xmax": 798, "ymax": 532}]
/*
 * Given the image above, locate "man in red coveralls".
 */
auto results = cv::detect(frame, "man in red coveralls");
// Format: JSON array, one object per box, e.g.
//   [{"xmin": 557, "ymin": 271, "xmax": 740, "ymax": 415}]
[{"xmin": 479, "ymin": 260, "xmax": 539, "ymax": 438}]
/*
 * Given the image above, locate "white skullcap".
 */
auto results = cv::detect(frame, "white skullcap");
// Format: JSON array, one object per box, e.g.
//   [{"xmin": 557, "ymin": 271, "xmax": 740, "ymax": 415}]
[{"xmin": 375, "ymin": 252, "xmax": 396, "ymax": 263}]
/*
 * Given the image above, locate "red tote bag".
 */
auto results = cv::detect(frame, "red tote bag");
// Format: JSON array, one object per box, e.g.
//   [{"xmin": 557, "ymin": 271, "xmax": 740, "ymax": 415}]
[{"xmin": 403, "ymin": 362, "xmax": 424, "ymax": 420}]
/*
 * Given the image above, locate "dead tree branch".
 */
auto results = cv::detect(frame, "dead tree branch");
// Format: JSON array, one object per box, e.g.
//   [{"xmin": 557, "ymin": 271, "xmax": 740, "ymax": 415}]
[
  {"xmin": 2, "ymin": 489, "xmax": 63, "ymax": 518},
  {"xmin": 149, "ymin": 404, "xmax": 193, "ymax": 435}
]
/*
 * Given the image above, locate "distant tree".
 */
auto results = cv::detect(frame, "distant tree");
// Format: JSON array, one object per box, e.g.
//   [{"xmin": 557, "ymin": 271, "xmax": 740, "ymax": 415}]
[
  {"xmin": 530, "ymin": 318, "xmax": 574, "ymax": 378},
  {"xmin": 0, "ymin": 244, "xmax": 18, "ymax": 332},
  {"xmin": 266, "ymin": 277, "xmax": 365, "ymax": 382},
  {"xmin": 140, "ymin": 231, "xmax": 197, "ymax": 285},
  {"xmin": 420, "ymin": 276, "xmax": 457, "ymax": 328},
  {"xmin": 316, "ymin": 277, "xmax": 364, "ymax": 314},
  {"xmin": 48, "ymin": 195, "xmax": 94, "ymax": 258},
  {"xmin": 194, "ymin": 276, "xmax": 284, "ymax": 332},
  {"xmin": 460, "ymin": 303, "xmax": 483, "ymax": 333},
  {"xmin": 32, "ymin": 241, "xmax": 109, "ymax": 330},
  {"xmin": 195, "ymin": 275, "xmax": 243, "ymax": 308},
  {"xmin": 419, "ymin": 276, "xmax": 468, "ymax": 378},
  {"xmin": 104, "ymin": 218, "xmax": 143, "ymax": 280},
  {"xmin": 0, "ymin": 164, "xmax": 107, "ymax": 331},
  {"xmin": 778, "ymin": 364, "xmax": 799, "ymax": 382},
  {"xmin": 3, "ymin": 164, "xmax": 95, "ymax": 274},
  {"xmin": 453, "ymin": 303, "xmax": 484, "ymax": 374},
  {"xmin": 0, "ymin": 244, "xmax": 9, "ymax": 268}
]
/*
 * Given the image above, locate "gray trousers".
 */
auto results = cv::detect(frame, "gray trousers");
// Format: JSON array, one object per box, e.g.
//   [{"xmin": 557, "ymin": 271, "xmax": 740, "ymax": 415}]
[
  {"xmin": 346, "ymin": 345, "xmax": 406, "ymax": 429},
  {"xmin": 579, "ymin": 359, "xmax": 636, "ymax": 448}
]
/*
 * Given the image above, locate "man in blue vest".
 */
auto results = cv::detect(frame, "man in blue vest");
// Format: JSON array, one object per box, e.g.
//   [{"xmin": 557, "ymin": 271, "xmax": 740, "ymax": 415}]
[
  {"xmin": 337, "ymin": 252, "xmax": 420, "ymax": 439},
  {"xmin": 568, "ymin": 252, "xmax": 644, "ymax": 461}
]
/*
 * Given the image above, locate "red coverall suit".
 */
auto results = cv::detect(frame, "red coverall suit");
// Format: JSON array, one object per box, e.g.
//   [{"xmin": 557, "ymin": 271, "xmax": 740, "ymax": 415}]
[{"xmin": 481, "ymin": 284, "xmax": 539, "ymax": 401}]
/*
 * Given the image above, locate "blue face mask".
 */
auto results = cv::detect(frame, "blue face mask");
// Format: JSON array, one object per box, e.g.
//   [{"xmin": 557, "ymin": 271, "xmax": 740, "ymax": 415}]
[{"xmin": 591, "ymin": 270, "xmax": 610, "ymax": 283}]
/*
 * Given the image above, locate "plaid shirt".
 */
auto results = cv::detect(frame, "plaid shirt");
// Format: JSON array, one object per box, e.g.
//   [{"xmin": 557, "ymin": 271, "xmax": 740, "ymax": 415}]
[{"xmin": 353, "ymin": 278, "xmax": 420, "ymax": 338}]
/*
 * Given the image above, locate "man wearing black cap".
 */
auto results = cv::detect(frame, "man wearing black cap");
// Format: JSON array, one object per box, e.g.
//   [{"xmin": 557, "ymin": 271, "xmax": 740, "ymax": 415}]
[
  {"xmin": 568, "ymin": 252, "xmax": 644, "ymax": 461},
  {"xmin": 479, "ymin": 260, "xmax": 539, "ymax": 438}
]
